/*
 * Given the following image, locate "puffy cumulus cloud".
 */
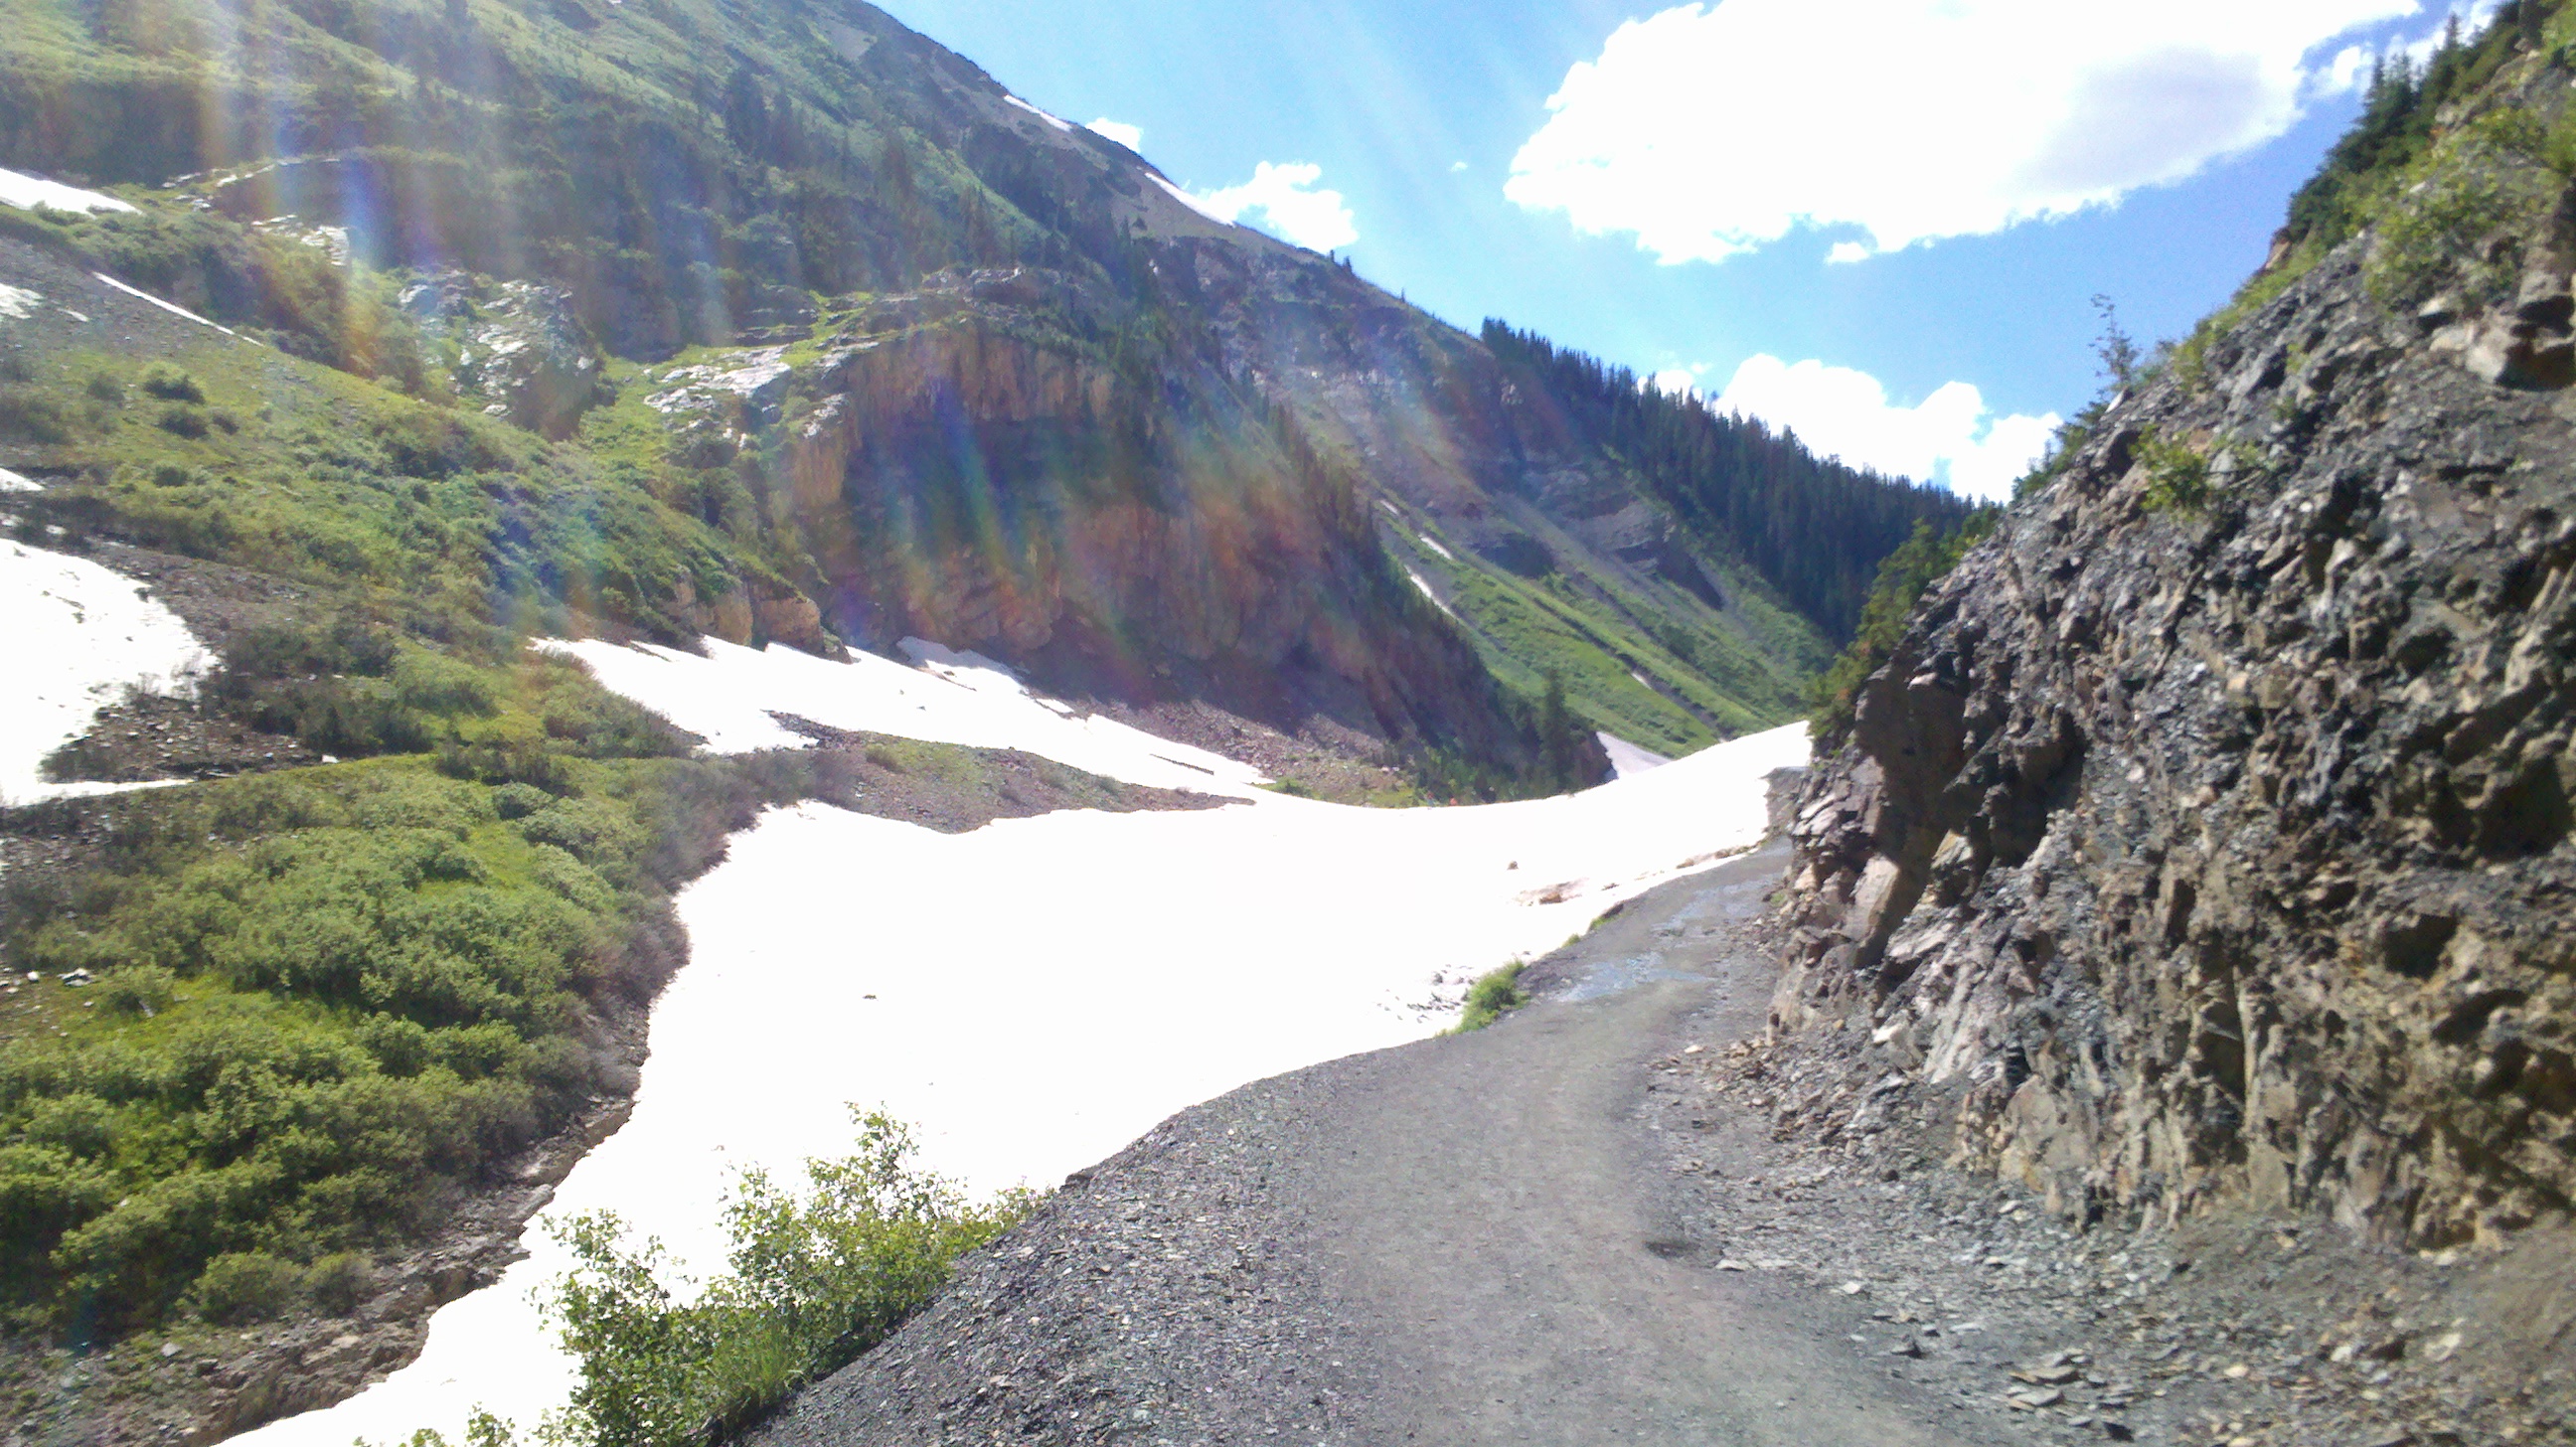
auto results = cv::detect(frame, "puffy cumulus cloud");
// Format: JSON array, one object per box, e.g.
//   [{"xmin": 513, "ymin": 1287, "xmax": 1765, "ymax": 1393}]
[
  {"xmin": 1650, "ymin": 367, "xmax": 1704, "ymax": 400},
  {"xmin": 1195, "ymin": 162, "xmax": 1360, "ymax": 252},
  {"xmin": 1507, "ymin": 0, "xmax": 2423, "ymax": 263},
  {"xmin": 1086, "ymin": 118, "xmax": 1144, "ymax": 150},
  {"xmin": 1713, "ymin": 356, "xmax": 2059, "ymax": 502}
]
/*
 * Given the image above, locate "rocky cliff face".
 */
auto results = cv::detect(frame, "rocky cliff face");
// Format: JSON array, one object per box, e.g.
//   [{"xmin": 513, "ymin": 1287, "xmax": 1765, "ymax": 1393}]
[
  {"xmin": 626, "ymin": 263, "xmax": 1552, "ymax": 768},
  {"xmin": 1775, "ymin": 191, "xmax": 2576, "ymax": 1245}
]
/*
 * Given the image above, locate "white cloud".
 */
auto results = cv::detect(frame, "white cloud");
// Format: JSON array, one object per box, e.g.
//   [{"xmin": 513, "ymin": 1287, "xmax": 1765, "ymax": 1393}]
[
  {"xmin": 1650, "ymin": 367, "xmax": 1703, "ymax": 400},
  {"xmin": 1194, "ymin": 162, "xmax": 1360, "ymax": 252},
  {"xmin": 1506, "ymin": 0, "xmax": 2425, "ymax": 263},
  {"xmin": 1712, "ymin": 355, "xmax": 2059, "ymax": 502},
  {"xmin": 1826, "ymin": 241, "xmax": 1872, "ymax": 265},
  {"xmin": 1087, "ymin": 118, "xmax": 1144, "ymax": 150}
]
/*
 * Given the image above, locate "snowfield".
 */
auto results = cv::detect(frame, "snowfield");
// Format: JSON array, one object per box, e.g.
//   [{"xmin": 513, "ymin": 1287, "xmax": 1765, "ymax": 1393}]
[
  {"xmin": 235, "ymin": 638, "xmax": 1809, "ymax": 1446},
  {"xmin": 0, "ymin": 542, "xmax": 214, "ymax": 805},
  {"xmin": 0, "ymin": 165, "xmax": 135, "ymax": 215},
  {"xmin": 1600, "ymin": 731, "xmax": 1676, "ymax": 779}
]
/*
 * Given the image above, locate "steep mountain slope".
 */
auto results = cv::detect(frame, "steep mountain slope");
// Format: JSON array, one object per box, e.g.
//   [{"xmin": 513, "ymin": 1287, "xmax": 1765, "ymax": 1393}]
[
  {"xmin": 0, "ymin": 0, "xmax": 1964, "ymax": 759},
  {"xmin": 1774, "ymin": 8, "xmax": 2574, "ymax": 1250}
]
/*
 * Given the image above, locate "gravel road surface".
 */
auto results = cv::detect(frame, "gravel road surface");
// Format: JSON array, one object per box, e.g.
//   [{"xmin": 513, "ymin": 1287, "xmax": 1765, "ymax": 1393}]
[{"xmin": 750, "ymin": 841, "xmax": 2010, "ymax": 1445}]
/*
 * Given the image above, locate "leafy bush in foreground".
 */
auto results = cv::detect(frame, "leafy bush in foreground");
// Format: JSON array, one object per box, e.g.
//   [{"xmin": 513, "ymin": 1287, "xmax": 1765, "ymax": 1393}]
[
  {"xmin": 1451, "ymin": 962, "xmax": 1530, "ymax": 1034},
  {"xmin": 391, "ymin": 1113, "xmax": 1030, "ymax": 1447}
]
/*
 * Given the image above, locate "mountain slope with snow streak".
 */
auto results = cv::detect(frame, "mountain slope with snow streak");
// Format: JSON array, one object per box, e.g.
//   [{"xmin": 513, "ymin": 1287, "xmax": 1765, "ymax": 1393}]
[
  {"xmin": 237, "ymin": 637, "xmax": 1806, "ymax": 1447},
  {"xmin": 0, "ymin": 540, "xmax": 214, "ymax": 804}
]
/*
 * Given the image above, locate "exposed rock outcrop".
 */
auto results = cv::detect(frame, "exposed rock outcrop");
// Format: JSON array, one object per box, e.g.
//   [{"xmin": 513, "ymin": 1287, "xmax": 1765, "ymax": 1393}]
[
  {"xmin": 400, "ymin": 272, "xmax": 610, "ymax": 438},
  {"xmin": 1776, "ymin": 235, "xmax": 2576, "ymax": 1245},
  {"xmin": 643, "ymin": 266, "xmax": 1591, "ymax": 773}
]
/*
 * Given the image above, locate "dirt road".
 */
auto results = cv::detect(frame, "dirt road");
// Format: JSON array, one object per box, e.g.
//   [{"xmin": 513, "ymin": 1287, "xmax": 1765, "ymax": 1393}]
[{"xmin": 752, "ymin": 843, "xmax": 2007, "ymax": 1445}]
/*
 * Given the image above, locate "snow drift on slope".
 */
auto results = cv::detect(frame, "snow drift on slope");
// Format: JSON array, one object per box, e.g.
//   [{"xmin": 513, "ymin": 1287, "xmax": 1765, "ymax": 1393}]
[
  {"xmin": 0, "ymin": 542, "xmax": 215, "ymax": 804},
  {"xmin": 239, "ymin": 638, "xmax": 1807, "ymax": 1446},
  {"xmin": 0, "ymin": 166, "xmax": 134, "ymax": 215}
]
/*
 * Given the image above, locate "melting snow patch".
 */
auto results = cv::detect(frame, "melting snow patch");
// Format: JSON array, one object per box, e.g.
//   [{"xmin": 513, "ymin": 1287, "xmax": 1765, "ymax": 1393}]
[
  {"xmin": 1404, "ymin": 565, "xmax": 1461, "ymax": 621},
  {"xmin": 542, "ymin": 636, "xmax": 1271, "ymax": 796},
  {"xmin": 1419, "ymin": 534, "xmax": 1456, "ymax": 562},
  {"xmin": 1150, "ymin": 173, "xmax": 1232, "ymax": 225},
  {"xmin": 0, "ymin": 166, "xmax": 135, "ymax": 215},
  {"xmin": 1600, "ymin": 732, "xmax": 1676, "ymax": 780},
  {"xmin": 0, "ymin": 467, "xmax": 39, "ymax": 493},
  {"xmin": 1004, "ymin": 94, "xmax": 1074, "ymax": 131},
  {"xmin": 0, "ymin": 285, "xmax": 39, "ymax": 321},
  {"xmin": 240, "ymin": 638, "xmax": 1808, "ymax": 1446},
  {"xmin": 0, "ymin": 542, "xmax": 215, "ymax": 804},
  {"xmin": 90, "ymin": 272, "xmax": 246, "ymax": 339}
]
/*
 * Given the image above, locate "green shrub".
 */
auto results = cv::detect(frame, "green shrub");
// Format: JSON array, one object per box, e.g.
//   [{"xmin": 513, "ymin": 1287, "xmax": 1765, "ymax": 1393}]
[
  {"xmin": 94, "ymin": 965, "xmax": 176, "ymax": 1017},
  {"xmin": 156, "ymin": 403, "xmax": 209, "ymax": 438},
  {"xmin": 139, "ymin": 366, "xmax": 206, "ymax": 403},
  {"xmin": 84, "ymin": 373, "xmax": 127, "ymax": 405},
  {"xmin": 191, "ymin": 1251, "xmax": 303, "ymax": 1323},
  {"xmin": 492, "ymin": 782, "xmax": 557, "ymax": 820},
  {"xmin": 1452, "ymin": 962, "xmax": 1530, "ymax": 1034},
  {"xmin": 2136, "ymin": 430, "xmax": 2214, "ymax": 515},
  {"xmin": 395, "ymin": 650, "xmax": 502, "ymax": 719},
  {"xmin": 2364, "ymin": 140, "xmax": 2554, "ymax": 309},
  {"xmin": 306, "ymin": 1250, "xmax": 372, "ymax": 1314},
  {"xmin": 518, "ymin": 799, "xmax": 647, "ymax": 872},
  {"xmin": 21, "ymin": 1096, "xmax": 117, "ymax": 1160},
  {"xmin": 0, "ymin": 387, "xmax": 72, "ymax": 443},
  {"xmin": 539, "ymin": 1112, "xmax": 1030, "ymax": 1447},
  {"xmin": 0, "ymin": 745, "xmax": 848, "ymax": 1330}
]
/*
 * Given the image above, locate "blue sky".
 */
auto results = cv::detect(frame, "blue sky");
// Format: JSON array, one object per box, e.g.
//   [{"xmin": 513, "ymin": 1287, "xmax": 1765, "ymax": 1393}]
[{"xmin": 876, "ymin": 0, "xmax": 2489, "ymax": 499}]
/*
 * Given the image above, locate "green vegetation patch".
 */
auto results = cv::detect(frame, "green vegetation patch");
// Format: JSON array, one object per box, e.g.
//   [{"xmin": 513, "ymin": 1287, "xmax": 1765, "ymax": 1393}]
[
  {"xmin": 398, "ymin": 1112, "xmax": 1031, "ymax": 1447},
  {"xmin": 1809, "ymin": 514, "xmax": 1998, "ymax": 747},
  {"xmin": 1450, "ymin": 963, "xmax": 1530, "ymax": 1035},
  {"xmin": 0, "ymin": 637, "xmax": 853, "ymax": 1334}
]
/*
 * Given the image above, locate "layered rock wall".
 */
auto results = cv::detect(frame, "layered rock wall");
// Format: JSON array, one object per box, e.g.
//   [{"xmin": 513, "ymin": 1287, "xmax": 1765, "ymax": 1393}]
[{"xmin": 1777, "ymin": 240, "xmax": 2576, "ymax": 1246}]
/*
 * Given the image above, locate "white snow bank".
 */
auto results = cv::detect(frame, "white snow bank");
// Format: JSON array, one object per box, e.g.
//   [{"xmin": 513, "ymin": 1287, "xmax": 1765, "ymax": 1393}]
[
  {"xmin": 89, "ymin": 272, "xmax": 245, "ymax": 339},
  {"xmin": 240, "ymin": 637, "xmax": 1808, "ymax": 1446},
  {"xmin": 0, "ymin": 166, "xmax": 135, "ymax": 215},
  {"xmin": 0, "ymin": 467, "xmax": 38, "ymax": 493},
  {"xmin": 0, "ymin": 285, "xmax": 39, "ymax": 321},
  {"xmin": 542, "ymin": 636, "xmax": 1272, "ymax": 797},
  {"xmin": 1150, "ymin": 173, "xmax": 1232, "ymax": 225},
  {"xmin": 1004, "ymin": 94, "xmax": 1074, "ymax": 131},
  {"xmin": 0, "ymin": 542, "xmax": 215, "ymax": 804},
  {"xmin": 1404, "ymin": 564, "xmax": 1461, "ymax": 621},
  {"xmin": 1600, "ymin": 731, "xmax": 1675, "ymax": 779}
]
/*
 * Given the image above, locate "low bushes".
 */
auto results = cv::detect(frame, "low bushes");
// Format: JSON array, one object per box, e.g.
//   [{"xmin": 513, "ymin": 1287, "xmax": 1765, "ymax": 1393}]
[
  {"xmin": 1452, "ymin": 962, "xmax": 1530, "ymax": 1033},
  {"xmin": 0, "ymin": 638, "xmax": 857, "ymax": 1334},
  {"xmin": 394, "ymin": 1113, "xmax": 1030, "ymax": 1447}
]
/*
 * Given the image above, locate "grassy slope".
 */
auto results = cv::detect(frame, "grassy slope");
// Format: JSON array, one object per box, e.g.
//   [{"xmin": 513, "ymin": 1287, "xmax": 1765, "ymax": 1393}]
[
  {"xmin": 1384, "ymin": 512, "xmax": 1828, "ymax": 754},
  {"xmin": 0, "ymin": 217, "xmax": 854, "ymax": 1346}
]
